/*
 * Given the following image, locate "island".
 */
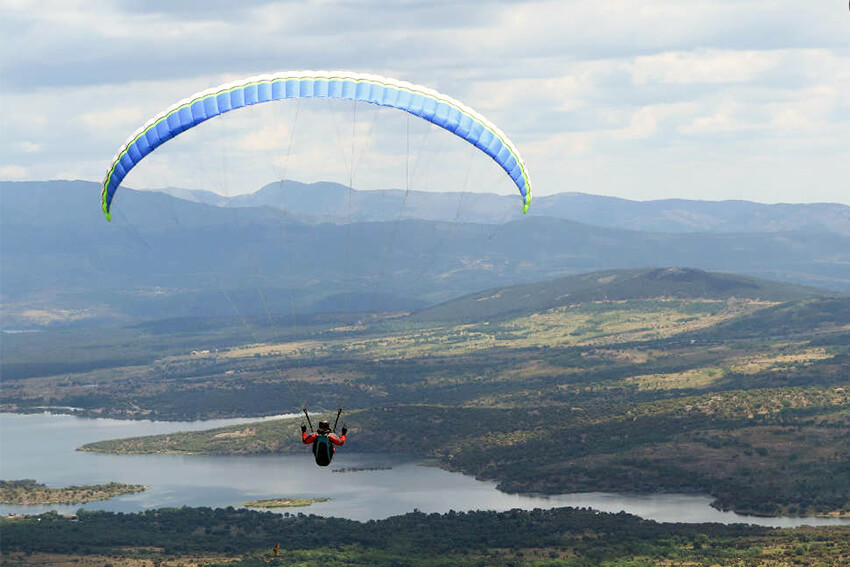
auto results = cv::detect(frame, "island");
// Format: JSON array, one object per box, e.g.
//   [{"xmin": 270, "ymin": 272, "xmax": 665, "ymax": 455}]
[
  {"xmin": 0, "ymin": 479, "xmax": 149, "ymax": 505},
  {"xmin": 332, "ymin": 465, "xmax": 393, "ymax": 473},
  {"xmin": 243, "ymin": 497, "xmax": 331, "ymax": 508}
]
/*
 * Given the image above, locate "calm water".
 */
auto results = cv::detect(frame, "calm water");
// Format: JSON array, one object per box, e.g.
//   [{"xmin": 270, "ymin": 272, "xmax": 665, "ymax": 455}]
[{"xmin": 2, "ymin": 412, "xmax": 849, "ymax": 527}]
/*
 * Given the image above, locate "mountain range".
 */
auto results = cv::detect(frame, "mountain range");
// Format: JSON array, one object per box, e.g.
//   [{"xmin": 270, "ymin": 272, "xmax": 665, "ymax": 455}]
[
  {"xmin": 165, "ymin": 180, "xmax": 850, "ymax": 235},
  {"xmin": 1, "ymin": 180, "xmax": 848, "ymax": 327}
]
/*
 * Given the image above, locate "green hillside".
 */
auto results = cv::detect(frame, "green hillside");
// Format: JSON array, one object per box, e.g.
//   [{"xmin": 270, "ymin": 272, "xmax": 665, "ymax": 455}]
[
  {"xmin": 62, "ymin": 270, "xmax": 850, "ymax": 518},
  {"xmin": 410, "ymin": 267, "xmax": 837, "ymax": 323}
]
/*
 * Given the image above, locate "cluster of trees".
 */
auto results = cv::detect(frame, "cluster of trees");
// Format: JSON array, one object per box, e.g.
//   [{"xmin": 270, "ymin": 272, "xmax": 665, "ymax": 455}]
[{"xmin": 3, "ymin": 506, "xmax": 849, "ymax": 566}]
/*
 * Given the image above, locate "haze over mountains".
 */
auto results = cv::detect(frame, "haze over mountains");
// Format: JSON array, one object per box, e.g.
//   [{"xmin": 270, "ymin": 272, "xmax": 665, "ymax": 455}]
[
  {"xmin": 167, "ymin": 180, "xmax": 850, "ymax": 235},
  {"xmin": 1, "ymin": 180, "xmax": 848, "ymax": 327}
]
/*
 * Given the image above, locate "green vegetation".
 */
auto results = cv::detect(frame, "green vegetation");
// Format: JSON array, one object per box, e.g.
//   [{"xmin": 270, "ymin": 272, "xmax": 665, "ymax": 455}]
[
  {"xmin": 2, "ymin": 506, "xmax": 849, "ymax": 566},
  {"xmin": 0, "ymin": 479, "xmax": 149, "ymax": 505},
  {"xmin": 243, "ymin": 497, "xmax": 331, "ymax": 508},
  {"xmin": 412, "ymin": 267, "xmax": 834, "ymax": 323},
  {"xmin": 5, "ymin": 270, "xmax": 850, "ymax": 517}
]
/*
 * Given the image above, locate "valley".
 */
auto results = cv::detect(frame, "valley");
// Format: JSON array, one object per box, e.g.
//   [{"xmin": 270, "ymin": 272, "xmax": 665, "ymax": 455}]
[{"xmin": 5, "ymin": 268, "xmax": 846, "ymax": 517}]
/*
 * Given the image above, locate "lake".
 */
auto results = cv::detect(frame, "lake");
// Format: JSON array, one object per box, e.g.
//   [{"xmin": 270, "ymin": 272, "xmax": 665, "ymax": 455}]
[{"xmin": 2, "ymin": 412, "xmax": 849, "ymax": 527}]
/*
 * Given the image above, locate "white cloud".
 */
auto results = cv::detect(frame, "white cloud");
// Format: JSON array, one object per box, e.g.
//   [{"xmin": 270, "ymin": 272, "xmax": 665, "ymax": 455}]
[
  {"xmin": 0, "ymin": 165, "xmax": 28, "ymax": 178},
  {"xmin": 679, "ymin": 106, "xmax": 742, "ymax": 135},
  {"xmin": 0, "ymin": 1, "xmax": 848, "ymax": 205},
  {"xmin": 80, "ymin": 106, "xmax": 146, "ymax": 131},
  {"xmin": 632, "ymin": 50, "xmax": 783, "ymax": 85},
  {"xmin": 16, "ymin": 141, "xmax": 41, "ymax": 153},
  {"xmin": 608, "ymin": 103, "xmax": 695, "ymax": 141}
]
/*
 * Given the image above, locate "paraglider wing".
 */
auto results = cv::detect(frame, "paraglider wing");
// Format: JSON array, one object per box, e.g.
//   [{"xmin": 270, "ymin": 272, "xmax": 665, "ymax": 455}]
[{"xmin": 101, "ymin": 71, "xmax": 532, "ymax": 220}]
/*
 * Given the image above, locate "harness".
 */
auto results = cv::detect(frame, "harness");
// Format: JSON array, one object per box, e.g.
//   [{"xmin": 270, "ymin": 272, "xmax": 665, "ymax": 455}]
[
  {"xmin": 312, "ymin": 433, "xmax": 334, "ymax": 467},
  {"xmin": 303, "ymin": 408, "xmax": 344, "ymax": 467}
]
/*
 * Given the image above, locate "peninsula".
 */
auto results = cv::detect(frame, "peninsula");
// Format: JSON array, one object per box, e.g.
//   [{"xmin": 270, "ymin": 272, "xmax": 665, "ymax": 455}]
[{"xmin": 0, "ymin": 480, "xmax": 149, "ymax": 505}]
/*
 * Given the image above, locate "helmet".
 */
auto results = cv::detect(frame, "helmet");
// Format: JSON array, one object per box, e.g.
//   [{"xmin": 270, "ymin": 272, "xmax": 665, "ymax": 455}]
[{"xmin": 317, "ymin": 420, "xmax": 331, "ymax": 433}]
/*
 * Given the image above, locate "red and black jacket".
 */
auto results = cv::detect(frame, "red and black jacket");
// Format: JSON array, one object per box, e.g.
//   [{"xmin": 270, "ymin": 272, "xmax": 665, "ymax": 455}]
[{"xmin": 302, "ymin": 431, "xmax": 346, "ymax": 446}]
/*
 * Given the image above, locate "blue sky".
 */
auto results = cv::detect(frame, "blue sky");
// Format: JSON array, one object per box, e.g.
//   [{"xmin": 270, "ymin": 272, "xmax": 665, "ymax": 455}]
[{"xmin": 1, "ymin": 0, "xmax": 848, "ymax": 204}]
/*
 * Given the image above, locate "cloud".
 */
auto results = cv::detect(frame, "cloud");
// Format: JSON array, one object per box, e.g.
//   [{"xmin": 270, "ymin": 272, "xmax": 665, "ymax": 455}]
[
  {"xmin": 0, "ymin": 0, "xmax": 848, "ymax": 204},
  {"xmin": 3, "ymin": 1, "xmax": 843, "ymax": 92},
  {"xmin": 632, "ymin": 50, "xmax": 783, "ymax": 85},
  {"xmin": 110, "ymin": 0, "xmax": 281, "ymax": 20},
  {"xmin": 80, "ymin": 105, "xmax": 146, "ymax": 131},
  {"xmin": 0, "ymin": 165, "xmax": 28, "ymax": 178},
  {"xmin": 16, "ymin": 141, "xmax": 41, "ymax": 153}
]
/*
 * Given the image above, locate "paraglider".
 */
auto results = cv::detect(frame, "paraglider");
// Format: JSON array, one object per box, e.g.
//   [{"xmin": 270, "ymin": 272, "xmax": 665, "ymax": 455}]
[
  {"xmin": 101, "ymin": 70, "xmax": 532, "ymax": 220},
  {"xmin": 100, "ymin": 71, "xmax": 533, "ymax": 467},
  {"xmin": 301, "ymin": 408, "xmax": 346, "ymax": 466}
]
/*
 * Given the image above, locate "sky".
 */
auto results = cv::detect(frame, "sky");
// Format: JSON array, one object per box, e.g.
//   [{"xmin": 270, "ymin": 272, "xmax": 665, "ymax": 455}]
[{"xmin": 1, "ymin": 0, "xmax": 849, "ymax": 205}]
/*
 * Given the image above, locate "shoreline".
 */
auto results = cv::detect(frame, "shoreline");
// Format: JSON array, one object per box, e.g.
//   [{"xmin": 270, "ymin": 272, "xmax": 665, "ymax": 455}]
[
  {"xmin": 3, "ymin": 412, "xmax": 850, "ymax": 526},
  {"xmin": 1, "ymin": 408, "xmax": 300, "ymax": 424},
  {"xmin": 0, "ymin": 481, "xmax": 150, "ymax": 506}
]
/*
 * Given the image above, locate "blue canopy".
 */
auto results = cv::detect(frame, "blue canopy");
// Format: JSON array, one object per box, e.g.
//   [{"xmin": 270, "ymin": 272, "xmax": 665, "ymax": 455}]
[{"xmin": 102, "ymin": 71, "xmax": 532, "ymax": 220}]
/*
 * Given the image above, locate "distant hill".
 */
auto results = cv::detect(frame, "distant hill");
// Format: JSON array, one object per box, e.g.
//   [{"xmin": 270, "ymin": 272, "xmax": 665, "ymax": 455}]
[
  {"xmin": 411, "ymin": 268, "xmax": 839, "ymax": 323},
  {"xmin": 166, "ymin": 180, "xmax": 520, "ymax": 225},
  {"xmin": 692, "ymin": 297, "xmax": 850, "ymax": 341},
  {"xmin": 531, "ymin": 193, "xmax": 850, "ymax": 236},
  {"xmin": 2, "ymin": 180, "xmax": 849, "ymax": 328},
  {"xmin": 164, "ymin": 181, "xmax": 850, "ymax": 235},
  {"xmin": 304, "ymin": 291, "xmax": 428, "ymax": 314}
]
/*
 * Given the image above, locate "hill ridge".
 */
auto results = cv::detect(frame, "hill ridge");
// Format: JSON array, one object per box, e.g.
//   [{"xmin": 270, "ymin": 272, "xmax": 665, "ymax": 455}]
[
  {"xmin": 159, "ymin": 179, "xmax": 850, "ymax": 235},
  {"xmin": 411, "ymin": 267, "xmax": 840, "ymax": 323}
]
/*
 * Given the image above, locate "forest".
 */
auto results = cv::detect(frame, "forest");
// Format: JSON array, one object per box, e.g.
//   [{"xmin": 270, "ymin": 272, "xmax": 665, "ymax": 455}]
[{"xmin": 3, "ymin": 506, "xmax": 850, "ymax": 566}]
